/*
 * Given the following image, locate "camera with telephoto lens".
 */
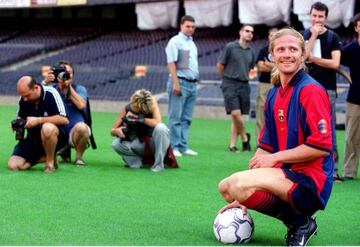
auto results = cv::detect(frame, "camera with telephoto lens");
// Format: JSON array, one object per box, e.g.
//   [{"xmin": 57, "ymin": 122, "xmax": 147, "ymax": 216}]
[
  {"xmin": 11, "ymin": 118, "xmax": 26, "ymax": 140},
  {"xmin": 121, "ymin": 114, "xmax": 144, "ymax": 141},
  {"xmin": 51, "ymin": 64, "xmax": 70, "ymax": 82}
]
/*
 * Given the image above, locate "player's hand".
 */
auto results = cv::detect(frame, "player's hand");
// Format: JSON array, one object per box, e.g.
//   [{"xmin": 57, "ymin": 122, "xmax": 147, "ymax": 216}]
[
  {"xmin": 24, "ymin": 117, "xmax": 40, "ymax": 128},
  {"xmin": 172, "ymin": 81, "xmax": 181, "ymax": 95},
  {"xmin": 126, "ymin": 111, "xmax": 138, "ymax": 119},
  {"xmin": 249, "ymin": 153, "xmax": 276, "ymax": 169},
  {"xmin": 218, "ymin": 201, "xmax": 248, "ymax": 215},
  {"xmin": 44, "ymin": 73, "xmax": 55, "ymax": 85},
  {"xmin": 310, "ymin": 24, "xmax": 324, "ymax": 37},
  {"xmin": 113, "ymin": 127, "xmax": 126, "ymax": 138}
]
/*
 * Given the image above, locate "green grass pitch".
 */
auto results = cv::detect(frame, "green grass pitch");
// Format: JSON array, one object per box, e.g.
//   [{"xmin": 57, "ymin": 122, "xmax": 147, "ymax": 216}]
[{"xmin": 0, "ymin": 105, "xmax": 359, "ymax": 245}]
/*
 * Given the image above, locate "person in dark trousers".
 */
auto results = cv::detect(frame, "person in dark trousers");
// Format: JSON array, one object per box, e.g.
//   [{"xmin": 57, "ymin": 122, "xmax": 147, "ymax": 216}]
[
  {"xmin": 302, "ymin": 1, "xmax": 342, "ymax": 181},
  {"xmin": 341, "ymin": 13, "xmax": 360, "ymax": 180}
]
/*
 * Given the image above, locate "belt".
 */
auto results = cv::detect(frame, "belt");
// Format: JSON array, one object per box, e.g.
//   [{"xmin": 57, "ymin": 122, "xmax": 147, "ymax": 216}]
[{"xmin": 178, "ymin": 76, "xmax": 198, "ymax": 83}]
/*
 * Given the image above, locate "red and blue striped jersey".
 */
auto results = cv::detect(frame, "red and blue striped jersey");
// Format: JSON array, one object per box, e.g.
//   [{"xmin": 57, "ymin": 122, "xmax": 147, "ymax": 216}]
[{"xmin": 258, "ymin": 69, "xmax": 334, "ymax": 208}]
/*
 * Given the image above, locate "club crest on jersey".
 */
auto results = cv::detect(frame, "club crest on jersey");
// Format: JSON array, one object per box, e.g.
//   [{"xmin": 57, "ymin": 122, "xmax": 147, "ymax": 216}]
[
  {"xmin": 278, "ymin": 109, "xmax": 285, "ymax": 122},
  {"xmin": 318, "ymin": 119, "xmax": 328, "ymax": 133}
]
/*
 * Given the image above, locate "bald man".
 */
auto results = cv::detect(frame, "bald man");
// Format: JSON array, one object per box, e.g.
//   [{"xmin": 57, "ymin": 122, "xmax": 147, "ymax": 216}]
[{"xmin": 8, "ymin": 76, "xmax": 69, "ymax": 173}]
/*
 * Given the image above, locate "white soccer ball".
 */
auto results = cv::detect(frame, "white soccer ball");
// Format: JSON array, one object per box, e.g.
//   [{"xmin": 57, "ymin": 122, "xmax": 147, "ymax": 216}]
[{"xmin": 213, "ymin": 208, "xmax": 254, "ymax": 244}]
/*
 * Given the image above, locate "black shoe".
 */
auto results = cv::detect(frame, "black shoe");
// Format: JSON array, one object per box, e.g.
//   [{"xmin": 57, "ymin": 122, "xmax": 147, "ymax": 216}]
[
  {"xmin": 242, "ymin": 133, "xmax": 251, "ymax": 152},
  {"xmin": 228, "ymin": 146, "xmax": 240, "ymax": 153},
  {"xmin": 285, "ymin": 218, "xmax": 317, "ymax": 246},
  {"xmin": 342, "ymin": 176, "xmax": 354, "ymax": 181},
  {"xmin": 57, "ymin": 145, "xmax": 71, "ymax": 163},
  {"xmin": 333, "ymin": 173, "xmax": 344, "ymax": 182}
]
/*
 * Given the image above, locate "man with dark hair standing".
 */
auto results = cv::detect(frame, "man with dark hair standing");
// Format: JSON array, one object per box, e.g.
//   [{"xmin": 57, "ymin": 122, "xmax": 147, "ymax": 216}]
[
  {"xmin": 44, "ymin": 60, "xmax": 94, "ymax": 166},
  {"xmin": 8, "ymin": 76, "xmax": 69, "ymax": 173},
  {"xmin": 166, "ymin": 15, "xmax": 199, "ymax": 157},
  {"xmin": 341, "ymin": 13, "xmax": 360, "ymax": 180},
  {"xmin": 302, "ymin": 1, "xmax": 342, "ymax": 181},
  {"xmin": 217, "ymin": 25, "xmax": 256, "ymax": 153},
  {"xmin": 255, "ymin": 27, "xmax": 278, "ymax": 144}
]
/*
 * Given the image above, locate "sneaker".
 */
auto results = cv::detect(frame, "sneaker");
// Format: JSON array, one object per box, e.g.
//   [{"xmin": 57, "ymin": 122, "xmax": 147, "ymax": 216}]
[
  {"xmin": 242, "ymin": 133, "xmax": 251, "ymax": 152},
  {"xmin": 173, "ymin": 149, "xmax": 182, "ymax": 157},
  {"xmin": 75, "ymin": 157, "xmax": 86, "ymax": 167},
  {"xmin": 228, "ymin": 146, "xmax": 240, "ymax": 153},
  {"xmin": 285, "ymin": 217, "xmax": 317, "ymax": 246},
  {"xmin": 182, "ymin": 149, "xmax": 198, "ymax": 156},
  {"xmin": 150, "ymin": 165, "xmax": 164, "ymax": 172}
]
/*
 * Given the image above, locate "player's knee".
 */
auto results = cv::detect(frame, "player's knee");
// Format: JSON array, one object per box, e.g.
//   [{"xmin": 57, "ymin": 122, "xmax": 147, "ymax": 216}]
[
  {"xmin": 225, "ymin": 175, "xmax": 248, "ymax": 195},
  {"xmin": 153, "ymin": 123, "xmax": 169, "ymax": 137},
  {"xmin": 41, "ymin": 123, "xmax": 58, "ymax": 138},
  {"xmin": 230, "ymin": 110, "xmax": 241, "ymax": 118},
  {"xmin": 112, "ymin": 139, "xmax": 128, "ymax": 154},
  {"xmin": 74, "ymin": 122, "xmax": 89, "ymax": 137},
  {"xmin": 218, "ymin": 178, "xmax": 232, "ymax": 195}
]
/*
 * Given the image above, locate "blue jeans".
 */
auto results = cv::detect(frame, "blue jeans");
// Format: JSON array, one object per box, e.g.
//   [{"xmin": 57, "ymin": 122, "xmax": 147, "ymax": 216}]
[{"xmin": 167, "ymin": 78, "xmax": 197, "ymax": 152}]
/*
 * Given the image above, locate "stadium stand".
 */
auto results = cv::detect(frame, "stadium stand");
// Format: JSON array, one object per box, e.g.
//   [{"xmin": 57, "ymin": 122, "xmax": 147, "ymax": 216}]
[{"xmin": 0, "ymin": 0, "xmax": 358, "ymax": 120}]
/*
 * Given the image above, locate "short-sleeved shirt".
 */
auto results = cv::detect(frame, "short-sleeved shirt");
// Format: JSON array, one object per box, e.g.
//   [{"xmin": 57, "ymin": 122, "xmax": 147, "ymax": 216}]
[
  {"xmin": 165, "ymin": 32, "xmax": 199, "ymax": 80},
  {"xmin": 18, "ymin": 84, "xmax": 67, "ymax": 135},
  {"xmin": 258, "ymin": 69, "xmax": 334, "ymax": 208},
  {"xmin": 341, "ymin": 40, "xmax": 360, "ymax": 105},
  {"xmin": 56, "ymin": 84, "xmax": 88, "ymax": 133},
  {"xmin": 303, "ymin": 29, "xmax": 342, "ymax": 90},
  {"xmin": 256, "ymin": 45, "xmax": 272, "ymax": 83},
  {"xmin": 218, "ymin": 40, "xmax": 256, "ymax": 82}
]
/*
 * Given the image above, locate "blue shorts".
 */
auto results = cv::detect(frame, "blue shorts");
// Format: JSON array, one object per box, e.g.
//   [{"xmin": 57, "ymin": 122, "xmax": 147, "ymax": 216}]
[
  {"xmin": 283, "ymin": 169, "xmax": 323, "ymax": 216},
  {"xmin": 12, "ymin": 127, "xmax": 68, "ymax": 166}
]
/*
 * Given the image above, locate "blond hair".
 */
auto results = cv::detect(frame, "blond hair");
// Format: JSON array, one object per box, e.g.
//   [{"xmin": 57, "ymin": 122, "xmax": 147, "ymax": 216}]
[
  {"xmin": 268, "ymin": 27, "xmax": 306, "ymax": 85},
  {"xmin": 130, "ymin": 89, "xmax": 154, "ymax": 115}
]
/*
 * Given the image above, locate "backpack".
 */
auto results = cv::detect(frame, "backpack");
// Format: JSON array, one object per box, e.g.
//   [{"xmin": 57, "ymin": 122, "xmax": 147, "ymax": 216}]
[{"xmin": 71, "ymin": 84, "xmax": 97, "ymax": 149}]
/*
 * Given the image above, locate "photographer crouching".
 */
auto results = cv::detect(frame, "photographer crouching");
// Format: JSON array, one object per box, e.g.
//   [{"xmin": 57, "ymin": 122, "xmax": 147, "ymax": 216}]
[
  {"xmin": 43, "ymin": 60, "xmax": 95, "ymax": 166},
  {"xmin": 8, "ymin": 76, "xmax": 69, "ymax": 173},
  {"xmin": 111, "ymin": 89, "xmax": 176, "ymax": 172}
]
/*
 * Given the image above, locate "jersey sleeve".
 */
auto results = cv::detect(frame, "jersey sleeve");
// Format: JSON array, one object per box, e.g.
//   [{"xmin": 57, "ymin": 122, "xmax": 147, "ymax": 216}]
[
  {"xmin": 76, "ymin": 85, "xmax": 88, "ymax": 101},
  {"xmin": 45, "ymin": 86, "xmax": 67, "ymax": 117},
  {"xmin": 17, "ymin": 98, "xmax": 26, "ymax": 119},
  {"xmin": 300, "ymin": 84, "xmax": 333, "ymax": 152},
  {"xmin": 331, "ymin": 32, "xmax": 342, "ymax": 51},
  {"xmin": 165, "ymin": 38, "xmax": 178, "ymax": 64},
  {"xmin": 340, "ymin": 42, "xmax": 352, "ymax": 67},
  {"xmin": 217, "ymin": 43, "xmax": 230, "ymax": 65}
]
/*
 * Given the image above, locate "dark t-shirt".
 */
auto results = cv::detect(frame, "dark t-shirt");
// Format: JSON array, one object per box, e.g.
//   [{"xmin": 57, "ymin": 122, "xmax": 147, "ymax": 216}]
[
  {"xmin": 218, "ymin": 40, "xmax": 256, "ymax": 82},
  {"xmin": 18, "ymin": 84, "xmax": 67, "ymax": 135},
  {"xmin": 256, "ymin": 45, "xmax": 272, "ymax": 83},
  {"xmin": 341, "ymin": 40, "xmax": 360, "ymax": 105},
  {"xmin": 303, "ymin": 29, "xmax": 342, "ymax": 90}
]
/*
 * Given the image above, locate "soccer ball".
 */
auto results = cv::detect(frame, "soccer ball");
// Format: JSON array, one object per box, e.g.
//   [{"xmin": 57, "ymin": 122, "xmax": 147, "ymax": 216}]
[{"xmin": 213, "ymin": 208, "xmax": 254, "ymax": 244}]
